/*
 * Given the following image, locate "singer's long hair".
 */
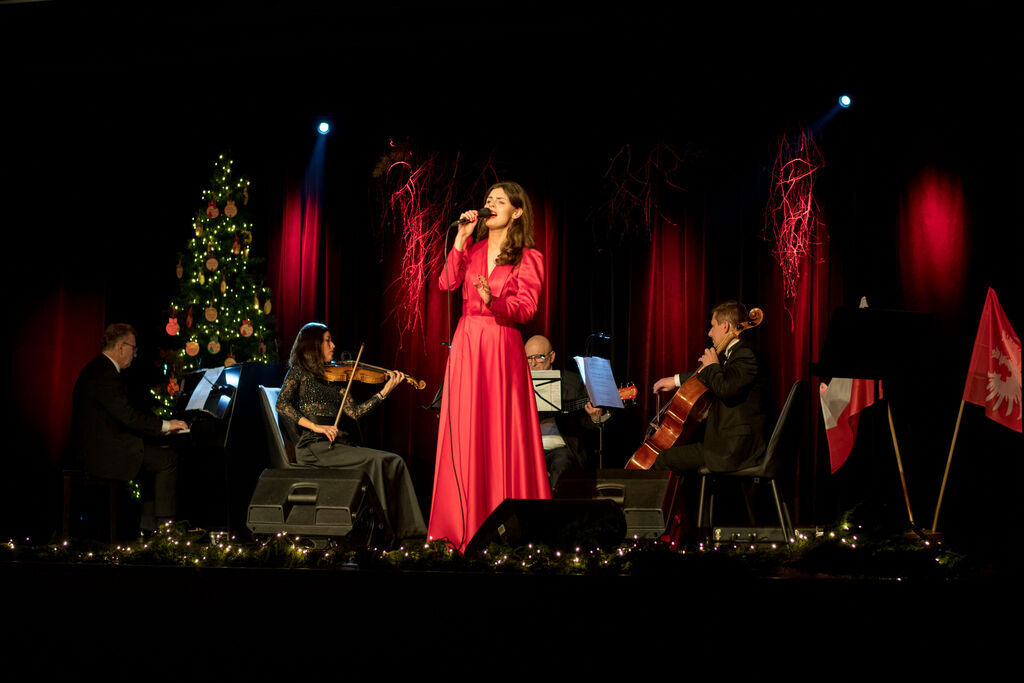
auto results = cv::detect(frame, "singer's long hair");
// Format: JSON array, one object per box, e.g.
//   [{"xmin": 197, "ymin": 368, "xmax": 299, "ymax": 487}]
[
  {"xmin": 289, "ymin": 322, "xmax": 330, "ymax": 380},
  {"xmin": 474, "ymin": 181, "xmax": 535, "ymax": 266}
]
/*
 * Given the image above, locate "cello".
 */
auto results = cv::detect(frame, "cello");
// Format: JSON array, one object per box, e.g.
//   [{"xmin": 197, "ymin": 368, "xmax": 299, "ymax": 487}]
[{"xmin": 625, "ymin": 307, "xmax": 763, "ymax": 470}]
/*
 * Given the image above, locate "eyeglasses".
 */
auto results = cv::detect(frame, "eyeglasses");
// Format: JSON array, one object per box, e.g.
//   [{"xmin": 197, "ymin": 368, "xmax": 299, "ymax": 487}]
[
  {"xmin": 526, "ymin": 354, "xmax": 548, "ymax": 362},
  {"xmin": 122, "ymin": 341, "xmax": 138, "ymax": 355}
]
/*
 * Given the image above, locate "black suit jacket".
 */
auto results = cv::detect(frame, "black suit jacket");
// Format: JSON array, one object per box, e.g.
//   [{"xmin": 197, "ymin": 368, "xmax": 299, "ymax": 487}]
[
  {"xmin": 693, "ymin": 340, "xmax": 767, "ymax": 472},
  {"xmin": 71, "ymin": 354, "xmax": 164, "ymax": 480}
]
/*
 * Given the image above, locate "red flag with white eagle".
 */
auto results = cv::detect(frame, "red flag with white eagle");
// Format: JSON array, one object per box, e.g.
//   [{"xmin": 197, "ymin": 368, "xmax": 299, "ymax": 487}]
[{"xmin": 962, "ymin": 287, "xmax": 1022, "ymax": 433}]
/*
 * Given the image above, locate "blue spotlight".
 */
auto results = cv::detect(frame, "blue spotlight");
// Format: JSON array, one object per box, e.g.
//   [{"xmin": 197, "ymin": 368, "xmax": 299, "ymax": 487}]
[
  {"xmin": 317, "ymin": 121, "xmax": 330, "ymax": 135},
  {"xmin": 838, "ymin": 94, "xmax": 852, "ymax": 108}
]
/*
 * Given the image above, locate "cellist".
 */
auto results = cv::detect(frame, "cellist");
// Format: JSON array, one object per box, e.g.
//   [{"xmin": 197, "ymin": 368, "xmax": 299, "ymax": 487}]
[{"xmin": 650, "ymin": 301, "xmax": 767, "ymax": 475}]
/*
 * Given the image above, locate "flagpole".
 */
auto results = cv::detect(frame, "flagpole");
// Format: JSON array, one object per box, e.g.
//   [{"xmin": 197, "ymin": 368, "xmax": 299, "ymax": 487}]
[
  {"xmin": 886, "ymin": 401, "xmax": 917, "ymax": 527},
  {"xmin": 931, "ymin": 399, "xmax": 965, "ymax": 533}
]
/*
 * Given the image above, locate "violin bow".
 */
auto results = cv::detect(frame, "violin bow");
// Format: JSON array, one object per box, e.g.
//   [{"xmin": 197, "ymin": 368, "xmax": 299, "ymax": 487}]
[{"xmin": 330, "ymin": 342, "xmax": 365, "ymax": 447}]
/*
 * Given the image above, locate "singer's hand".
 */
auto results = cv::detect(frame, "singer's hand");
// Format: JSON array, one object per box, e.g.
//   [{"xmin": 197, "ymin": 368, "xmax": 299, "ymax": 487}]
[
  {"xmin": 454, "ymin": 210, "xmax": 477, "ymax": 250},
  {"xmin": 473, "ymin": 275, "xmax": 492, "ymax": 305}
]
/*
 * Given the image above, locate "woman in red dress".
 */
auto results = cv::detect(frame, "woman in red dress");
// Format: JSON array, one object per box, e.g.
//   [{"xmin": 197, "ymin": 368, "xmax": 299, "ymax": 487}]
[{"xmin": 428, "ymin": 181, "xmax": 550, "ymax": 551}]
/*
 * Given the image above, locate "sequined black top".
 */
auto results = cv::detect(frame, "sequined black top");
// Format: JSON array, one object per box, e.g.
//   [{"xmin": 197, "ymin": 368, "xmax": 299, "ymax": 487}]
[{"xmin": 276, "ymin": 365, "xmax": 383, "ymax": 445}]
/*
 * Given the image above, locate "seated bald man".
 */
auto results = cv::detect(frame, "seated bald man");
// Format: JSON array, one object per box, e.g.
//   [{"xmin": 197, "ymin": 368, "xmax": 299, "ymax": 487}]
[{"xmin": 525, "ymin": 335, "xmax": 608, "ymax": 491}]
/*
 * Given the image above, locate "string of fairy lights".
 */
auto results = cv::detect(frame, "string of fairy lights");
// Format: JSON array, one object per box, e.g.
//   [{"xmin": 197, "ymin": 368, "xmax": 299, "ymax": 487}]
[{"xmin": 2, "ymin": 518, "xmax": 963, "ymax": 578}]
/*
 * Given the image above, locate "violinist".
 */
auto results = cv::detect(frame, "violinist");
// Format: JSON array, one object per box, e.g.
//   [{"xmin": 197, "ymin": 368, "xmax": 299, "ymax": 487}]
[
  {"xmin": 650, "ymin": 301, "xmax": 767, "ymax": 475},
  {"xmin": 276, "ymin": 322, "xmax": 426, "ymax": 541}
]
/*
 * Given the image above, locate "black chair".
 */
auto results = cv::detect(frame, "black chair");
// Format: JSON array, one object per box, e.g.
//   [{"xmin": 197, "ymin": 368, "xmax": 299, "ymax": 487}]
[
  {"xmin": 696, "ymin": 380, "xmax": 806, "ymax": 544},
  {"xmin": 257, "ymin": 386, "xmax": 301, "ymax": 469}
]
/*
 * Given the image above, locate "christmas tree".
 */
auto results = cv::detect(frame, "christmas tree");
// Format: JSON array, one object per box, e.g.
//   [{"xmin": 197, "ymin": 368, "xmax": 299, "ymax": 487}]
[{"xmin": 153, "ymin": 153, "xmax": 276, "ymax": 415}]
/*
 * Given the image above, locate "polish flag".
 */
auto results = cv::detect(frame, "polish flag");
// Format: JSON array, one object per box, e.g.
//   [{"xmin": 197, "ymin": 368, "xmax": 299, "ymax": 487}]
[
  {"xmin": 820, "ymin": 296, "xmax": 879, "ymax": 473},
  {"xmin": 963, "ymin": 288, "xmax": 1021, "ymax": 433},
  {"xmin": 820, "ymin": 376, "xmax": 879, "ymax": 474}
]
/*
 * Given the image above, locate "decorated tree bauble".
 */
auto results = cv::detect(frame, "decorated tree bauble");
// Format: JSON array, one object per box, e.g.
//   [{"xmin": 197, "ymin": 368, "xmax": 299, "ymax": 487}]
[
  {"xmin": 224, "ymin": 353, "xmax": 237, "ymax": 367},
  {"xmin": 204, "ymin": 306, "xmax": 218, "ymax": 322},
  {"xmin": 185, "ymin": 341, "xmax": 200, "ymax": 357},
  {"xmin": 240, "ymin": 319, "xmax": 253, "ymax": 337},
  {"xmin": 206, "ymin": 201, "xmax": 219, "ymax": 218},
  {"xmin": 207, "ymin": 338, "xmax": 221, "ymax": 355},
  {"xmin": 175, "ymin": 259, "xmax": 183, "ymax": 279},
  {"xmin": 243, "ymin": 246, "xmax": 249, "ymax": 259},
  {"xmin": 195, "ymin": 222, "xmax": 204, "ymax": 237},
  {"xmin": 167, "ymin": 376, "xmax": 180, "ymax": 395},
  {"xmin": 165, "ymin": 317, "xmax": 180, "ymax": 336},
  {"xmin": 253, "ymin": 294, "xmax": 259, "ymax": 308},
  {"xmin": 198, "ymin": 271, "xmax": 206, "ymax": 285},
  {"xmin": 186, "ymin": 307, "xmax": 194, "ymax": 328},
  {"xmin": 205, "ymin": 255, "xmax": 218, "ymax": 271},
  {"xmin": 224, "ymin": 200, "xmax": 237, "ymax": 217},
  {"xmin": 232, "ymin": 236, "xmax": 241, "ymax": 254},
  {"xmin": 219, "ymin": 275, "xmax": 227, "ymax": 294},
  {"xmin": 263, "ymin": 299, "xmax": 272, "ymax": 315}
]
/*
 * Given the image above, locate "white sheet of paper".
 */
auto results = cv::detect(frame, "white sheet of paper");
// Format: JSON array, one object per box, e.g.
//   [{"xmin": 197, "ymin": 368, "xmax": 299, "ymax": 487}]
[
  {"xmin": 185, "ymin": 367, "xmax": 224, "ymax": 411},
  {"xmin": 574, "ymin": 356, "xmax": 624, "ymax": 409},
  {"xmin": 531, "ymin": 369, "xmax": 562, "ymax": 412}
]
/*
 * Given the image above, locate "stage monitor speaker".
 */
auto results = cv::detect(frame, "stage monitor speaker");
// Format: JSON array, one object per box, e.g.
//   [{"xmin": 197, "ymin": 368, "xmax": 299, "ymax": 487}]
[
  {"xmin": 246, "ymin": 469, "xmax": 388, "ymax": 547},
  {"xmin": 465, "ymin": 499, "xmax": 625, "ymax": 554},
  {"xmin": 553, "ymin": 469, "xmax": 685, "ymax": 540}
]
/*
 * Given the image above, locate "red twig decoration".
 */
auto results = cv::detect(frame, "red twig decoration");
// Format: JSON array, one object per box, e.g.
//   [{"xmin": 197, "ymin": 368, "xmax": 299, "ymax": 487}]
[
  {"xmin": 602, "ymin": 143, "xmax": 690, "ymax": 241},
  {"xmin": 765, "ymin": 131, "xmax": 824, "ymax": 328}
]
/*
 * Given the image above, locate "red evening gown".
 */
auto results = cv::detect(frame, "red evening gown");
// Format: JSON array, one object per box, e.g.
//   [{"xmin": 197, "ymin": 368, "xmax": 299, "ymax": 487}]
[{"xmin": 428, "ymin": 240, "xmax": 550, "ymax": 551}]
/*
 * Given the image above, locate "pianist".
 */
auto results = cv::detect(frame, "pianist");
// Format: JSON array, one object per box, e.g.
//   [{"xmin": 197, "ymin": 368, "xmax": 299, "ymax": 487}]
[{"xmin": 72, "ymin": 323, "xmax": 187, "ymax": 530}]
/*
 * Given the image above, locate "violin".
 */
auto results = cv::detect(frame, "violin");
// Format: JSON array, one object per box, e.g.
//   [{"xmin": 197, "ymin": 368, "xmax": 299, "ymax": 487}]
[
  {"xmin": 324, "ymin": 360, "xmax": 426, "ymax": 390},
  {"xmin": 625, "ymin": 308, "xmax": 763, "ymax": 470}
]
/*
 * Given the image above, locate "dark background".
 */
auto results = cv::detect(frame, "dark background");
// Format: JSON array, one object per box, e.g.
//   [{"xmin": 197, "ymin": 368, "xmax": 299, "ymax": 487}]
[{"xmin": 2, "ymin": 1, "xmax": 1020, "ymax": 563}]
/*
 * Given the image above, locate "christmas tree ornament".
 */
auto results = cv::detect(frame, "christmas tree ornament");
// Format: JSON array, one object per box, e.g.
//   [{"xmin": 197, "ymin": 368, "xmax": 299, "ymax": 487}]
[
  {"xmin": 195, "ymin": 222, "xmax": 204, "ymax": 237},
  {"xmin": 207, "ymin": 337, "xmax": 221, "ymax": 355},
  {"xmin": 206, "ymin": 201, "xmax": 219, "ymax": 218},
  {"xmin": 198, "ymin": 271, "xmax": 206, "ymax": 285},
  {"xmin": 240, "ymin": 319, "xmax": 253, "ymax": 337},
  {"xmin": 264, "ymin": 299, "xmax": 272, "ymax": 315},
  {"xmin": 167, "ymin": 376, "xmax": 180, "ymax": 395},
  {"xmin": 205, "ymin": 306, "xmax": 218, "ymax": 322},
  {"xmin": 175, "ymin": 258, "xmax": 183, "ymax": 279},
  {"xmin": 232, "ymin": 236, "xmax": 241, "ymax": 254},
  {"xmin": 220, "ymin": 275, "xmax": 227, "ymax": 294},
  {"xmin": 186, "ymin": 307, "xmax": 194, "ymax": 328},
  {"xmin": 165, "ymin": 317, "xmax": 180, "ymax": 336},
  {"xmin": 185, "ymin": 341, "xmax": 200, "ymax": 357},
  {"xmin": 253, "ymin": 294, "xmax": 259, "ymax": 308},
  {"xmin": 259, "ymin": 341, "xmax": 267, "ymax": 355},
  {"xmin": 205, "ymin": 254, "xmax": 218, "ymax": 271},
  {"xmin": 244, "ymin": 246, "xmax": 249, "ymax": 259},
  {"xmin": 241, "ymin": 229, "xmax": 252, "ymax": 244},
  {"xmin": 224, "ymin": 200, "xmax": 237, "ymax": 217},
  {"xmin": 224, "ymin": 352, "xmax": 237, "ymax": 367},
  {"xmin": 243, "ymin": 186, "xmax": 249, "ymax": 205}
]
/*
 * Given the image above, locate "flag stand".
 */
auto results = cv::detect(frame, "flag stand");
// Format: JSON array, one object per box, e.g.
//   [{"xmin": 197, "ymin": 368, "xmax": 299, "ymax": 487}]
[{"xmin": 930, "ymin": 399, "xmax": 965, "ymax": 534}]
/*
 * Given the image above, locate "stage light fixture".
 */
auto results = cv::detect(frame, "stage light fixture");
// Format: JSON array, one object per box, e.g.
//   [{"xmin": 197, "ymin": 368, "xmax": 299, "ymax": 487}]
[
  {"xmin": 838, "ymin": 94, "xmax": 852, "ymax": 108},
  {"xmin": 318, "ymin": 122, "xmax": 330, "ymax": 134}
]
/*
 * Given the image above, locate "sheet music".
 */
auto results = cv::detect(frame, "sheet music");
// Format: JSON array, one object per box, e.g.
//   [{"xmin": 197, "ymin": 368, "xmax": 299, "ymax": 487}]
[
  {"xmin": 574, "ymin": 356, "xmax": 624, "ymax": 410},
  {"xmin": 531, "ymin": 370, "xmax": 562, "ymax": 412},
  {"xmin": 186, "ymin": 368, "xmax": 224, "ymax": 411}
]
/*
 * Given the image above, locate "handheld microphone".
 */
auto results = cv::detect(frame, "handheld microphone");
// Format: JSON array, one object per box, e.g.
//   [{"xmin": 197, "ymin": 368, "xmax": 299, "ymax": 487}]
[{"xmin": 450, "ymin": 208, "xmax": 494, "ymax": 229}]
